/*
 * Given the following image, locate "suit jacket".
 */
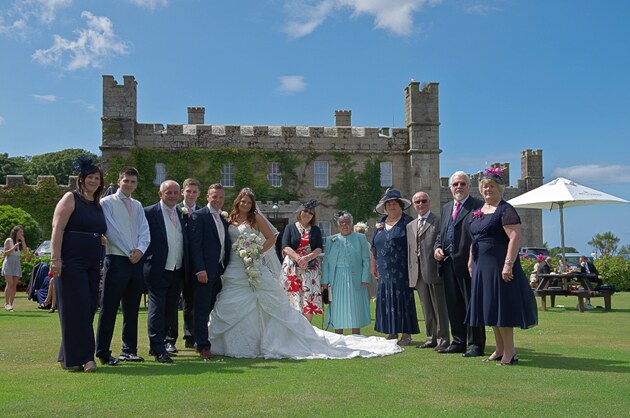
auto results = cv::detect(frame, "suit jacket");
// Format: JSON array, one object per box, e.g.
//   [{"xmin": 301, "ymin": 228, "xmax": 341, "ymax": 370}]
[
  {"xmin": 321, "ymin": 232, "xmax": 371, "ymax": 287},
  {"xmin": 407, "ymin": 211, "xmax": 441, "ymax": 287},
  {"xmin": 434, "ymin": 196, "xmax": 483, "ymax": 280},
  {"xmin": 537, "ymin": 260, "xmax": 551, "ymax": 276},
  {"xmin": 143, "ymin": 202, "xmax": 189, "ymax": 287},
  {"xmin": 580, "ymin": 261, "xmax": 599, "ymax": 276},
  {"xmin": 189, "ymin": 206, "xmax": 231, "ymax": 282}
]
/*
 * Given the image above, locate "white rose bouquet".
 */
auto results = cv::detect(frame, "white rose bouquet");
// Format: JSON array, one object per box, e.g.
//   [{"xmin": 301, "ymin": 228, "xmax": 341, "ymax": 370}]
[{"xmin": 232, "ymin": 231, "xmax": 265, "ymax": 289}]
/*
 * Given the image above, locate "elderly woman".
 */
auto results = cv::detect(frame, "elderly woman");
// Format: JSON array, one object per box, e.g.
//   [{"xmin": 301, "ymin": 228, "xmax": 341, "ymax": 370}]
[
  {"xmin": 466, "ymin": 168, "xmax": 537, "ymax": 366},
  {"xmin": 321, "ymin": 212, "xmax": 371, "ymax": 335},
  {"xmin": 371, "ymin": 189, "xmax": 419, "ymax": 346},
  {"xmin": 50, "ymin": 156, "xmax": 106, "ymax": 372},
  {"xmin": 3, "ymin": 226, "xmax": 27, "ymax": 312},
  {"xmin": 281, "ymin": 200, "xmax": 324, "ymax": 322}
]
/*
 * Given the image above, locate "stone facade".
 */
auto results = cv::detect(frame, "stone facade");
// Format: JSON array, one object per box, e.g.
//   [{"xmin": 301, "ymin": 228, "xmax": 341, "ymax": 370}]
[{"xmin": 100, "ymin": 75, "xmax": 543, "ymax": 246}]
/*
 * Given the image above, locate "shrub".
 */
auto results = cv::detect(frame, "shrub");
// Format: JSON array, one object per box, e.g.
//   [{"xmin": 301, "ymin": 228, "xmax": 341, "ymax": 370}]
[
  {"xmin": 520, "ymin": 255, "xmax": 537, "ymax": 278},
  {"xmin": 595, "ymin": 256, "xmax": 630, "ymax": 291},
  {"xmin": 0, "ymin": 205, "xmax": 42, "ymax": 247}
]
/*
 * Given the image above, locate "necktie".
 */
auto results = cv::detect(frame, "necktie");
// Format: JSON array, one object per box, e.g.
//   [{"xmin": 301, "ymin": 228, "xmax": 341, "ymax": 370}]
[
  {"xmin": 416, "ymin": 218, "xmax": 424, "ymax": 256},
  {"xmin": 452, "ymin": 201, "xmax": 461, "ymax": 221},
  {"xmin": 122, "ymin": 197, "xmax": 133, "ymax": 216},
  {"xmin": 169, "ymin": 208, "xmax": 179, "ymax": 229}
]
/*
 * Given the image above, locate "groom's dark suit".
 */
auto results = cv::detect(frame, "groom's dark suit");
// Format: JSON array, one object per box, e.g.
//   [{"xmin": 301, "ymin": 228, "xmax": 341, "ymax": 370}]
[
  {"xmin": 143, "ymin": 202, "xmax": 188, "ymax": 356},
  {"xmin": 189, "ymin": 205, "xmax": 231, "ymax": 351},
  {"xmin": 434, "ymin": 196, "xmax": 485, "ymax": 354}
]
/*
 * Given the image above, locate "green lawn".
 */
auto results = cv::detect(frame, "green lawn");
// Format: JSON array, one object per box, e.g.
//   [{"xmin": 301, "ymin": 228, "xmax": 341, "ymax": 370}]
[{"xmin": 1, "ymin": 292, "xmax": 629, "ymax": 417}]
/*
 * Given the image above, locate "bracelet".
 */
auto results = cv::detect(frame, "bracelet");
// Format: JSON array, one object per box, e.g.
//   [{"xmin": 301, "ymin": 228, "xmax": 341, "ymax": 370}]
[{"xmin": 505, "ymin": 258, "xmax": 514, "ymax": 265}]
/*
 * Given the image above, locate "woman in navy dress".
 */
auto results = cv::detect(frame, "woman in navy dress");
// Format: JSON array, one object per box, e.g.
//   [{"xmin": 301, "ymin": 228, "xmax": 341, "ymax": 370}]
[
  {"xmin": 50, "ymin": 157, "xmax": 106, "ymax": 372},
  {"xmin": 466, "ymin": 168, "xmax": 537, "ymax": 366},
  {"xmin": 371, "ymin": 189, "xmax": 419, "ymax": 346}
]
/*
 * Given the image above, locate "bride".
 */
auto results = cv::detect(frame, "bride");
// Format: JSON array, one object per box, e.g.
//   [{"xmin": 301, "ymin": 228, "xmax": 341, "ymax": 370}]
[{"xmin": 208, "ymin": 188, "xmax": 402, "ymax": 359}]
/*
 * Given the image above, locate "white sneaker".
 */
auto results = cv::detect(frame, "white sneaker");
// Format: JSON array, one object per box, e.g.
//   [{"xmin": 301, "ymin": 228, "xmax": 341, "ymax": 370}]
[
  {"xmin": 5, "ymin": 304, "xmax": 14, "ymax": 312},
  {"xmin": 584, "ymin": 302, "xmax": 594, "ymax": 310}
]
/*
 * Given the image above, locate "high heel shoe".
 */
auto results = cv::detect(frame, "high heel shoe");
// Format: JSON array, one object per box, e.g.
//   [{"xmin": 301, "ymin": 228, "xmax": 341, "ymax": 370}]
[
  {"xmin": 84, "ymin": 361, "xmax": 97, "ymax": 373},
  {"xmin": 386, "ymin": 334, "xmax": 399, "ymax": 340},
  {"xmin": 497, "ymin": 355, "xmax": 519, "ymax": 366},
  {"xmin": 482, "ymin": 355, "xmax": 502, "ymax": 362}
]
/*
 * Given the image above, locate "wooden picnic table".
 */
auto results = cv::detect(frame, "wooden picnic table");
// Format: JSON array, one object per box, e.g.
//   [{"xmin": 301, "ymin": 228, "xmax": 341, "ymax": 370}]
[{"xmin": 535, "ymin": 273, "xmax": 614, "ymax": 312}]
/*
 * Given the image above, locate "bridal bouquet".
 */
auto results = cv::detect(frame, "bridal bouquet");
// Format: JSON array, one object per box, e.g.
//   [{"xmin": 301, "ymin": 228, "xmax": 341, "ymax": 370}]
[{"xmin": 232, "ymin": 231, "xmax": 265, "ymax": 289}]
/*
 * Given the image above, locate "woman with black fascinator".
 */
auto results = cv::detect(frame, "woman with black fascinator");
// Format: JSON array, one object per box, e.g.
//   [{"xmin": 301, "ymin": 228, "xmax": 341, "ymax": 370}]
[{"xmin": 50, "ymin": 156, "xmax": 106, "ymax": 372}]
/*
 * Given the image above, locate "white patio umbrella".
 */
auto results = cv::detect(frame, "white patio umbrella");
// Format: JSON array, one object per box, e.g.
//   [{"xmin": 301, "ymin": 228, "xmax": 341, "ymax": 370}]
[{"xmin": 507, "ymin": 177, "xmax": 629, "ymax": 271}]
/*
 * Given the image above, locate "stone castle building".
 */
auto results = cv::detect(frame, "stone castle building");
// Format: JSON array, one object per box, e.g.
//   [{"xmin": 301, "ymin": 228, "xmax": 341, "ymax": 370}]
[{"xmin": 99, "ymin": 75, "xmax": 543, "ymax": 245}]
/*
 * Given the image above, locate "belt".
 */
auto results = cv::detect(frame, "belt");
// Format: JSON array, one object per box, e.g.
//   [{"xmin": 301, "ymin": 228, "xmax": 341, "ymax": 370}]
[{"xmin": 65, "ymin": 230, "xmax": 103, "ymax": 238}]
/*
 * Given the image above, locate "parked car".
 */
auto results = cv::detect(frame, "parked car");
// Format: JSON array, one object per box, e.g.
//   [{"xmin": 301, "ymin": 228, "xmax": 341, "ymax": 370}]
[
  {"xmin": 519, "ymin": 252, "xmax": 538, "ymax": 261},
  {"xmin": 556, "ymin": 252, "xmax": 593, "ymax": 271},
  {"xmin": 34, "ymin": 240, "xmax": 51, "ymax": 257},
  {"xmin": 520, "ymin": 247, "xmax": 550, "ymax": 257}
]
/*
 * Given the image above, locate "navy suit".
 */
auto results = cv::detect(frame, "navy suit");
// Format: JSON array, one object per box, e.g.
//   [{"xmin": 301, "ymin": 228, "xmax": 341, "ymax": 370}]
[
  {"xmin": 166, "ymin": 203, "xmax": 199, "ymax": 347},
  {"xmin": 189, "ymin": 206, "xmax": 231, "ymax": 351},
  {"xmin": 434, "ymin": 196, "xmax": 486, "ymax": 353},
  {"xmin": 143, "ymin": 203, "xmax": 188, "ymax": 355}
]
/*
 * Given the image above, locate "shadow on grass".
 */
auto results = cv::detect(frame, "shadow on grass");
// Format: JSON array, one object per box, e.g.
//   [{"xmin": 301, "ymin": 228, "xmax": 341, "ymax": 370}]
[
  {"xmin": 93, "ymin": 355, "xmax": 302, "ymax": 376},
  {"xmin": 516, "ymin": 348, "xmax": 630, "ymax": 373}
]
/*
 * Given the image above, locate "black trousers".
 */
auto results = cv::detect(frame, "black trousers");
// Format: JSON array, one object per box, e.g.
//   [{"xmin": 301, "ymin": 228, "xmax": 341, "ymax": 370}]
[
  {"xmin": 441, "ymin": 257, "xmax": 486, "ymax": 352},
  {"xmin": 147, "ymin": 268, "xmax": 183, "ymax": 355},
  {"xmin": 96, "ymin": 255, "xmax": 144, "ymax": 359},
  {"xmin": 193, "ymin": 277, "xmax": 222, "ymax": 351},
  {"xmin": 165, "ymin": 276, "xmax": 195, "ymax": 345}
]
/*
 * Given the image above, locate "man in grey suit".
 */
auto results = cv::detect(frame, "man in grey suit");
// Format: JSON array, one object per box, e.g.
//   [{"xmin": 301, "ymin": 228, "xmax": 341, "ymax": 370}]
[{"xmin": 407, "ymin": 191, "xmax": 450, "ymax": 351}]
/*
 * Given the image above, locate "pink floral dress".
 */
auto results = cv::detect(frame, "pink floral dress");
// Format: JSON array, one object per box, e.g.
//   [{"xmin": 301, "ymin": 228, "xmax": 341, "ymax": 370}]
[{"xmin": 281, "ymin": 226, "xmax": 323, "ymax": 315}]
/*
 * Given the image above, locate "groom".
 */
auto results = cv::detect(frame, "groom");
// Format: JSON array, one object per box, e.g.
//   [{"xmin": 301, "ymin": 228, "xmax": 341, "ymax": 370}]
[{"xmin": 188, "ymin": 183, "xmax": 231, "ymax": 360}]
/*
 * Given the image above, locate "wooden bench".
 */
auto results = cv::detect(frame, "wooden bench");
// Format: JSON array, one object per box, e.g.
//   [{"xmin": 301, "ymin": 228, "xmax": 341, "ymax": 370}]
[{"xmin": 535, "ymin": 288, "xmax": 615, "ymax": 312}]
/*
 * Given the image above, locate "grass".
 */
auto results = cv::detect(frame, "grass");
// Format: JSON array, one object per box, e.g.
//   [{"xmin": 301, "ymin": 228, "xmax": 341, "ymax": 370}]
[{"xmin": 1, "ymin": 292, "xmax": 629, "ymax": 417}]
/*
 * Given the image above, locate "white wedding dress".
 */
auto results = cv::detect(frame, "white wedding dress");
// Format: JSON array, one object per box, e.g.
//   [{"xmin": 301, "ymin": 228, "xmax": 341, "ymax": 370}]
[{"xmin": 208, "ymin": 225, "xmax": 403, "ymax": 359}]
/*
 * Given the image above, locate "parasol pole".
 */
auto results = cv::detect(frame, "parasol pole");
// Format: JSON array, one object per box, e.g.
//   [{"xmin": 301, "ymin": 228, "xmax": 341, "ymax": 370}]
[{"xmin": 559, "ymin": 202, "xmax": 566, "ymax": 273}]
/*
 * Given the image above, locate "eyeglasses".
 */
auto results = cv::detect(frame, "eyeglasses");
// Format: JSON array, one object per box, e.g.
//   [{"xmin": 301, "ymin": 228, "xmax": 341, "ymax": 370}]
[
  {"xmin": 414, "ymin": 199, "xmax": 429, "ymax": 204},
  {"xmin": 451, "ymin": 182, "xmax": 467, "ymax": 187}
]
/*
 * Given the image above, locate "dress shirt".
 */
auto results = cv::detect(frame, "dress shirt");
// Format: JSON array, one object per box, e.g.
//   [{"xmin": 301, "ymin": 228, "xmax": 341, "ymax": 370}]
[
  {"xmin": 160, "ymin": 201, "xmax": 184, "ymax": 271},
  {"xmin": 101, "ymin": 190, "xmax": 151, "ymax": 257},
  {"xmin": 207, "ymin": 204, "xmax": 225, "ymax": 263}
]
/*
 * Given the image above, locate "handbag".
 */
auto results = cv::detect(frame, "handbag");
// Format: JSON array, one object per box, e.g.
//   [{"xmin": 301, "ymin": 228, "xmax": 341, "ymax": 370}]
[{"xmin": 322, "ymin": 288, "xmax": 330, "ymax": 304}]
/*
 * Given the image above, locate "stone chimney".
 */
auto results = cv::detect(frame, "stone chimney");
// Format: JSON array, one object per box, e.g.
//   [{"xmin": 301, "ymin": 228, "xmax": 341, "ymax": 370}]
[
  {"xmin": 188, "ymin": 107, "xmax": 205, "ymax": 124},
  {"xmin": 334, "ymin": 110, "xmax": 351, "ymax": 126}
]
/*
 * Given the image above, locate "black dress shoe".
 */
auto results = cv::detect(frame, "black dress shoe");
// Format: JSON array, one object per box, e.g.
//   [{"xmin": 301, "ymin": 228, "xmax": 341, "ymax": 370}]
[
  {"xmin": 184, "ymin": 339, "xmax": 195, "ymax": 349},
  {"xmin": 155, "ymin": 352, "xmax": 174, "ymax": 364},
  {"xmin": 99, "ymin": 355, "xmax": 120, "ymax": 366},
  {"xmin": 463, "ymin": 349, "xmax": 484, "ymax": 358},
  {"xmin": 418, "ymin": 342, "xmax": 437, "ymax": 349},
  {"xmin": 165, "ymin": 343, "xmax": 178, "ymax": 354},
  {"xmin": 438, "ymin": 345, "xmax": 466, "ymax": 354},
  {"xmin": 118, "ymin": 353, "xmax": 145, "ymax": 362}
]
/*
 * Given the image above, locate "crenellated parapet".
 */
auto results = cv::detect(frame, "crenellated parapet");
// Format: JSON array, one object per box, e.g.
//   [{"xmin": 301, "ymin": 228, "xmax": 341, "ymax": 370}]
[{"xmin": 1, "ymin": 175, "xmax": 77, "ymax": 190}]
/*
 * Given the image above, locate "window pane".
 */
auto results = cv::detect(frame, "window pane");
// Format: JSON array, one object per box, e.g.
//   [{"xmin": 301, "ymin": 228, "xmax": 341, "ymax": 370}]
[
  {"xmin": 153, "ymin": 163, "xmax": 166, "ymax": 185},
  {"xmin": 221, "ymin": 163, "xmax": 235, "ymax": 187},
  {"xmin": 268, "ymin": 162, "xmax": 282, "ymax": 188},
  {"xmin": 314, "ymin": 161, "xmax": 329, "ymax": 188},
  {"xmin": 380, "ymin": 161, "xmax": 393, "ymax": 187}
]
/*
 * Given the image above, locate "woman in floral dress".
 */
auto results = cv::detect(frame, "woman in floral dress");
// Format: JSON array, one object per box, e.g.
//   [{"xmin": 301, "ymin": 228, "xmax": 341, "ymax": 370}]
[{"xmin": 281, "ymin": 200, "xmax": 324, "ymax": 322}]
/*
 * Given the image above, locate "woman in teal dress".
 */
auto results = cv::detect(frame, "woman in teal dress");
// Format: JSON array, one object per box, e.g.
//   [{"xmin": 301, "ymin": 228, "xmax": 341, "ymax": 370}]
[{"xmin": 321, "ymin": 211, "xmax": 371, "ymax": 335}]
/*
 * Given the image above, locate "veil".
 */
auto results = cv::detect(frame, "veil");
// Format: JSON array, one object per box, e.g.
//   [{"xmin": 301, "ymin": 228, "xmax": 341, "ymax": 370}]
[{"xmin": 257, "ymin": 208, "xmax": 284, "ymax": 280}]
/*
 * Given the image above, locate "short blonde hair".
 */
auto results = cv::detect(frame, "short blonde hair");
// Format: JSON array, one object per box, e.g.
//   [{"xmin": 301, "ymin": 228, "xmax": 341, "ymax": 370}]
[{"xmin": 478, "ymin": 177, "xmax": 504, "ymax": 196}]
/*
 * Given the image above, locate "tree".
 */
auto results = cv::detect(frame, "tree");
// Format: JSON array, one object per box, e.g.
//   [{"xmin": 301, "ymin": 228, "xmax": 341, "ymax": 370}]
[
  {"xmin": 326, "ymin": 155, "xmax": 385, "ymax": 223},
  {"xmin": 588, "ymin": 232, "xmax": 620, "ymax": 257},
  {"xmin": 0, "ymin": 205, "xmax": 42, "ymax": 247},
  {"xmin": 617, "ymin": 244, "xmax": 630, "ymax": 256},
  {"xmin": 25, "ymin": 149, "xmax": 99, "ymax": 184},
  {"xmin": 0, "ymin": 153, "xmax": 29, "ymax": 184}
]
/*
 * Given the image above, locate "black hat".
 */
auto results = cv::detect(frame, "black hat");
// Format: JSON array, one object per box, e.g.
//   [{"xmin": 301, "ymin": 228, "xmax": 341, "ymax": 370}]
[
  {"xmin": 296, "ymin": 200, "xmax": 320, "ymax": 212},
  {"xmin": 375, "ymin": 189, "xmax": 412, "ymax": 215},
  {"xmin": 72, "ymin": 155, "xmax": 99, "ymax": 177}
]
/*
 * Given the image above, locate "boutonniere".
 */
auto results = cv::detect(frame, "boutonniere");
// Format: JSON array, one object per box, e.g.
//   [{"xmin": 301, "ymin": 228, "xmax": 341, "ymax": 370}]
[
  {"xmin": 473, "ymin": 209, "xmax": 484, "ymax": 220},
  {"xmin": 221, "ymin": 211, "xmax": 229, "ymax": 219},
  {"xmin": 375, "ymin": 222, "xmax": 384, "ymax": 231},
  {"xmin": 181, "ymin": 207, "xmax": 189, "ymax": 215}
]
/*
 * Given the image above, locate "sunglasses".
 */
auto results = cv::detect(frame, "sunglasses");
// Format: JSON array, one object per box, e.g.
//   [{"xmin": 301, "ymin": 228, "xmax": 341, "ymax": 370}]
[
  {"xmin": 414, "ymin": 199, "xmax": 429, "ymax": 204},
  {"xmin": 451, "ymin": 182, "xmax": 467, "ymax": 187}
]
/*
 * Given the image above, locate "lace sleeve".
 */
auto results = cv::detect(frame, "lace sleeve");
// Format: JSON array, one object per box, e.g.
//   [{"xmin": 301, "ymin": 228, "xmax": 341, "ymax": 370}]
[{"xmin": 501, "ymin": 202, "xmax": 521, "ymax": 226}]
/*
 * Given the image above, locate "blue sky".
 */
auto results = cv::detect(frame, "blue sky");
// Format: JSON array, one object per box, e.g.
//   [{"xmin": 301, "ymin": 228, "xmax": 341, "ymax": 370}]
[{"xmin": 1, "ymin": 0, "xmax": 629, "ymax": 253}]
